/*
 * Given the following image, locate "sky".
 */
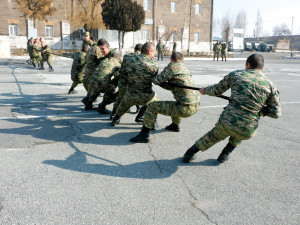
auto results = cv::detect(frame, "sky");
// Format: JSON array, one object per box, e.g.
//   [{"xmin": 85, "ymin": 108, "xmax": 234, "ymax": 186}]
[{"xmin": 213, "ymin": 0, "xmax": 300, "ymax": 37}]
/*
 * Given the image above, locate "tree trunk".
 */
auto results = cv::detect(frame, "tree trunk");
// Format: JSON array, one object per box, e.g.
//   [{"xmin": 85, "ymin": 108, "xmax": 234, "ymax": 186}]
[{"xmin": 118, "ymin": 31, "xmax": 122, "ymax": 56}]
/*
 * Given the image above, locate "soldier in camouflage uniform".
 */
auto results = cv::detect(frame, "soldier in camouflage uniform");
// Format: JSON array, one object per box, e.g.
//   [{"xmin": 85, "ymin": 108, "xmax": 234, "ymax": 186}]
[
  {"xmin": 156, "ymin": 40, "xmax": 164, "ymax": 61},
  {"xmin": 112, "ymin": 42, "xmax": 159, "ymax": 126},
  {"xmin": 183, "ymin": 54, "xmax": 281, "ymax": 164},
  {"xmin": 110, "ymin": 43, "xmax": 143, "ymax": 119},
  {"xmin": 82, "ymin": 32, "xmax": 94, "ymax": 49},
  {"xmin": 81, "ymin": 38, "xmax": 105, "ymax": 105},
  {"xmin": 213, "ymin": 41, "xmax": 222, "ymax": 61},
  {"xmin": 85, "ymin": 51, "xmax": 121, "ymax": 113},
  {"xmin": 40, "ymin": 42, "xmax": 54, "ymax": 72},
  {"xmin": 31, "ymin": 42, "xmax": 41, "ymax": 69},
  {"xmin": 221, "ymin": 41, "xmax": 227, "ymax": 61},
  {"xmin": 130, "ymin": 52, "xmax": 200, "ymax": 143},
  {"xmin": 68, "ymin": 45, "xmax": 90, "ymax": 94},
  {"xmin": 26, "ymin": 38, "xmax": 34, "ymax": 64}
]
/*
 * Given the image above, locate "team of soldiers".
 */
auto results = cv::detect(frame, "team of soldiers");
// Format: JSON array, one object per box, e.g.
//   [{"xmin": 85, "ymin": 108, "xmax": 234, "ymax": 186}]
[
  {"xmin": 27, "ymin": 37, "xmax": 54, "ymax": 71},
  {"xmin": 213, "ymin": 41, "xmax": 227, "ymax": 61},
  {"xmin": 69, "ymin": 37, "xmax": 281, "ymax": 164}
]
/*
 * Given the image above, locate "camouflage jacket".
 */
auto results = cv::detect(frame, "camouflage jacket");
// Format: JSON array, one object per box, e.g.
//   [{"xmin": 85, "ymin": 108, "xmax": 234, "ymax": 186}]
[
  {"xmin": 118, "ymin": 51, "xmax": 140, "ymax": 89},
  {"xmin": 90, "ymin": 57, "xmax": 121, "ymax": 89},
  {"xmin": 31, "ymin": 46, "xmax": 40, "ymax": 58},
  {"xmin": 71, "ymin": 51, "xmax": 87, "ymax": 76},
  {"xmin": 126, "ymin": 54, "xmax": 158, "ymax": 101},
  {"xmin": 204, "ymin": 69, "xmax": 281, "ymax": 136},
  {"xmin": 41, "ymin": 45, "xmax": 52, "ymax": 58},
  {"xmin": 213, "ymin": 43, "xmax": 222, "ymax": 53},
  {"xmin": 156, "ymin": 42, "xmax": 164, "ymax": 51},
  {"xmin": 82, "ymin": 39, "xmax": 95, "ymax": 49},
  {"xmin": 153, "ymin": 61, "xmax": 200, "ymax": 105},
  {"xmin": 84, "ymin": 45, "xmax": 102, "ymax": 77}
]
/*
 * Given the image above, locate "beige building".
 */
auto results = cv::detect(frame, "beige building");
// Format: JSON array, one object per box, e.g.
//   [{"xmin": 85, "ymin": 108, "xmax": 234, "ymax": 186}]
[{"xmin": 0, "ymin": 0, "xmax": 213, "ymax": 53}]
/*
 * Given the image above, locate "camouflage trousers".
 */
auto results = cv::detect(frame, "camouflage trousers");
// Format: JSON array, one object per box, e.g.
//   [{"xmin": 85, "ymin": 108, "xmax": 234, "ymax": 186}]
[
  {"xmin": 113, "ymin": 86, "xmax": 126, "ymax": 110},
  {"xmin": 157, "ymin": 51, "xmax": 163, "ymax": 60},
  {"xmin": 116, "ymin": 93, "xmax": 158, "ymax": 117},
  {"xmin": 71, "ymin": 71, "xmax": 84, "ymax": 88},
  {"xmin": 41, "ymin": 55, "xmax": 53, "ymax": 67},
  {"xmin": 88, "ymin": 81, "xmax": 117, "ymax": 104},
  {"xmin": 83, "ymin": 70, "xmax": 94, "ymax": 93},
  {"xmin": 213, "ymin": 52, "xmax": 220, "ymax": 60},
  {"xmin": 195, "ymin": 120, "xmax": 257, "ymax": 151},
  {"xmin": 32, "ymin": 55, "xmax": 41, "ymax": 64},
  {"xmin": 143, "ymin": 101, "xmax": 199, "ymax": 129},
  {"xmin": 221, "ymin": 51, "xmax": 227, "ymax": 61}
]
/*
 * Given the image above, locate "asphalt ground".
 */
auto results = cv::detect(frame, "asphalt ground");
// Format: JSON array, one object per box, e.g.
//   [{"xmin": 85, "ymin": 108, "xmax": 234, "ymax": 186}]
[{"xmin": 0, "ymin": 52, "xmax": 299, "ymax": 224}]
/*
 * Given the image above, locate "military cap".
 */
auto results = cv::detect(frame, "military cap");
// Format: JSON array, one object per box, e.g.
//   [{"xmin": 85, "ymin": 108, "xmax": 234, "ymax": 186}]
[{"xmin": 83, "ymin": 31, "xmax": 90, "ymax": 36}]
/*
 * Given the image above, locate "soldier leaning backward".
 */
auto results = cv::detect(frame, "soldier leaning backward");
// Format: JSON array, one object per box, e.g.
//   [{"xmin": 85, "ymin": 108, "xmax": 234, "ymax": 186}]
[
  {"xmin": 130, "ymin": 52, "xmax": 200, "ymax": 143},
  {"xmin": 40, "ymin": 42, "xmax": 54, "ymax": 72},
  {"xmin": 183, "ymin": 54, "xmax": 281, "ymax": 164},
  {"xmin": 112, "ymin": 42, "xmax": 159, "ymax": 127},
  {"xmin": 68, "ymin": 45, "xmax": 90, "ymax": 94}
]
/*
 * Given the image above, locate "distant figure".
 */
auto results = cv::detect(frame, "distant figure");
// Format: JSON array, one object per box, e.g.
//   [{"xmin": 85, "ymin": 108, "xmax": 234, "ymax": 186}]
[
  {"xmin": 213, "ymin": 41, "xmax": 222, "ymax": 61},
  {"xmin": 172, "ymin": 40, "xmax": 177, "ymax": 54},
  {"xmin": 221, "ymin": 41, "xmax": 227, "ymax": 61},
  {"xmin": 156, "ymin": 40, "xmax": 164, "ymax": 61},
  {"xmin": 40, "ymin": 42, "xmax": 54, "ymax": 72},
  {"xmin": 82, "ymin": 31, "xmax": 95, "ymax": 49}
]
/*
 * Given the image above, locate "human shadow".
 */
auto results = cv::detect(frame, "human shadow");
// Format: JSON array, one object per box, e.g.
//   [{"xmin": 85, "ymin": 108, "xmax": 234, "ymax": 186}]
[{"xmin": 43, "ymin": 142, "xmax": 219, "ymax": 179}]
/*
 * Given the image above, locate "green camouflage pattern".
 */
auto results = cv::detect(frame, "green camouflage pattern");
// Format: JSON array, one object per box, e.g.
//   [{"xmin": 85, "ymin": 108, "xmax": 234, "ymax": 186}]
[
  {"xmin": 195, "ymin": 69, "xmax": 281, "ymax": 149},
  {"xmin": 153, "ymin": 61, "xmax": 200, "ymax": 105},
  {"xmin": 71, "ymin": 51, "xmax": 87, "ymax": 87},
  {"xmin": 83, "ymin": 45, "xmax": 102, "ymax": 92},
  {"xmin": 195, "ymin": 120, "xmax": 251, "ymax": 150},
  {"xmin": 88, "ymin": 57, "xmax": 121, "ymax": 103},
  {"xmin": 213, "ymin": 43, "xmax": 222, "ymax": 53},
  {"xmin": 143, "ymin": 101, "xmax": 199, "ymax": 129},
  {"xmin": 115, "ymin": 53, "xmax": 159, "ymax": 117},
  {"xmin": 40, "ymin": 45, "xmax": 53, "ymax": 66},
  {"xmin": 31, "ymin": 46, "xmax": 41, "ymax": 64},
  {"xmin": 82, "ymin": 39, "xmax": 94, "ymax": 49},
  {"xmin": 114, "ymin": 51, "xmax": 141, "ymax": 110}
]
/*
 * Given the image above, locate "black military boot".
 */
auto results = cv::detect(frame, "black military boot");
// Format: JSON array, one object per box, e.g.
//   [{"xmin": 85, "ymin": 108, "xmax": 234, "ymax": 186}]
[
  {"xmin": 165, "ymin": 123, "xmax": 180, "ymax": 132},
  {"xmin": 49, "ymin": 66, "xmax": 54, "ymax": 72},
  {"xmin": 182, "ymin": 145, "xmax": 200, "ymax": 163},
  {"xmin": 85, "ymin": 101, "xmax": 95, "ymax": 110},
  {"xmin": 68, "ymin": 87, "xmax": 78, "ymax": 94},
  {"xmin": 81, "ymin": 94, "xmax": 90, "ymax": 105},
  {"xmin": 217, "ymin": 143, "xmax": 236, "ymax": 164},
  {"xmin": 111, "ymin": 115, "xmax": 121, "ymax": 126},
  {"xmin": 110, "ymin": 108, "xmax": 116, "ymax": 120},
  {"xmin": 129, "ymin": 126, "xmax": 151, "ymax": 143},
  {"xmin": 39, "ymin": 63, "xmax": 44, "ymax": 70},
  {"xmin": 36, "ymin": 63, "xmax": 40, "ymax": 70},
  {"xmin": 135, "ymin": 106, "xmax": 147, "ymax": 123},
  {"xmin": 135, "ymin": 105, "xmax": 141, "ymax": 114},
  {"xmin": 97, "ymin": 100, "xmax": 111, "ymax": 114}
]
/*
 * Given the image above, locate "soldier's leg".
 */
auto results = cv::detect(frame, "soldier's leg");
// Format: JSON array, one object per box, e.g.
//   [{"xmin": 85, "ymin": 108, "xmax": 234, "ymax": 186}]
[
  {"xmin": 183, "ymin": 121, "xmax": 229, "ymax": 163},
  {"xmin": 143, "ymin": 101, "xmax": 171, "ymax": 129},
  {"xmin": 82, "ymin": 76, "xmax": 90, "ymax": 92},
  {"xmin": 213, "ymin": 52, "xmax": 216, "ymax": 61},
  {"xmin": 112, "ymin": 93, "xmax": 136, "ymax": 126},
  {"xmin": 97, "ymin": 86, "xmax": 117, "ymax": 114},
  {"xmin": 112, "ymin": 87, "xmax": 126, "ymax": 114},
  {"xmin": 85, "ymin": 89, "xmax": 99, "ymax": 110}
]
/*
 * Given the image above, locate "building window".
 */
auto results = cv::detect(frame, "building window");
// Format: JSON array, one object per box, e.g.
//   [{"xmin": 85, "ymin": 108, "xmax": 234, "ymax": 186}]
[
  {"xmin": 195, "ymin": 4, "xmax": 201, "ymax": 14},
  {"xmin": 194, "ymin": 32, "xmax": 200, "ymax": 42},
  {"xmin": 143, "ymin": 0, "xmax": 150, "ymax": 10},
  {"xmin": 45, "ymin": 26, "xmax": 54, "ymax": 37},
  {"xmin": 9, "ymin": 24, "xmax": 18, "ymax": 36},
  {"xmin": 170, "ymin": 32, "xmax": 176, "ymax": 42},
  {"xmin": 171, "ymin": 2, "xmax": 176, "ymax": 12},
  {"xmin": 142, "ymin": 30, "xmax": 150, "ymax": 41}
]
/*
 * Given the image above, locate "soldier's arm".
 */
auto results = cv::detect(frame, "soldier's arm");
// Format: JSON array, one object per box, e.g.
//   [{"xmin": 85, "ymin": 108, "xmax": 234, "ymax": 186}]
[
  {"xmin": 203, "ymin": 72, "xmax": 233, "ymax": 96},
  {"xmin": 261, "ymin": 87, "xmax": 281, "ymax": 119}
]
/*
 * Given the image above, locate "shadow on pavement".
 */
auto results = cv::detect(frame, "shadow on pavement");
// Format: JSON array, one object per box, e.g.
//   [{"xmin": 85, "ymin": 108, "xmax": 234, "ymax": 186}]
[{"xmin": 43, "ymin": 142, "xmax": 219, "ymax": 179}]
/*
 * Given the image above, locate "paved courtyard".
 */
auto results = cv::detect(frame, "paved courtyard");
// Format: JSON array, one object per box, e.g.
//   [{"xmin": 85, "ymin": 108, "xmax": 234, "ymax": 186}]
[{"xmin": 0, "ymin": 52, "xmax": 299, "ymax": 224}]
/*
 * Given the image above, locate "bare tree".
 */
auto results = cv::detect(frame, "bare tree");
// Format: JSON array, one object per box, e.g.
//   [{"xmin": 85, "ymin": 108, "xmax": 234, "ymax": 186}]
[
  {"xmin": 273, "ymin": 23, "xmax": 292, "ymax": 36},
  {"xmin": 12, "ymin": 0, "xmax": 56, "ymax": 28},
  {"xmin": 71, "ymin": 0, "xmax": 104, "ymax": 39},
  {"xmin": 253, "ymin": 10, "xmax": 263, "ymax": 38},
  {"xmin": 221, "ymin": 12, "xmax": 234, "ymax": 44},
  {"xmin": 235, "ymin": 10, "xmax": 248, "ymax": 37}
]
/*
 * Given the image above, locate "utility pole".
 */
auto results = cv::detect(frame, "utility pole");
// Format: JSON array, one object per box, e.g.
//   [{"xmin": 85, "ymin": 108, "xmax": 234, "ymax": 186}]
[
  {"xmin": 291, "ymin": 16, "xmax": 294, "ymax": 57},
  {"xmin": 187, "ymin": 0, "xmax": 193, "ymax": 56}
]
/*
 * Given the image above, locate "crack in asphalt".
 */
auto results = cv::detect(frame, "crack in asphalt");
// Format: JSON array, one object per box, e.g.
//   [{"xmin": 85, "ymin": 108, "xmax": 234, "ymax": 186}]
[
  {"xmin": 191, "ymin": 202, "xmax": 218, "ymax": 225},
  {"xmin": 146, "ymin": 144, "xmax": 163, "ymax": 173}
]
